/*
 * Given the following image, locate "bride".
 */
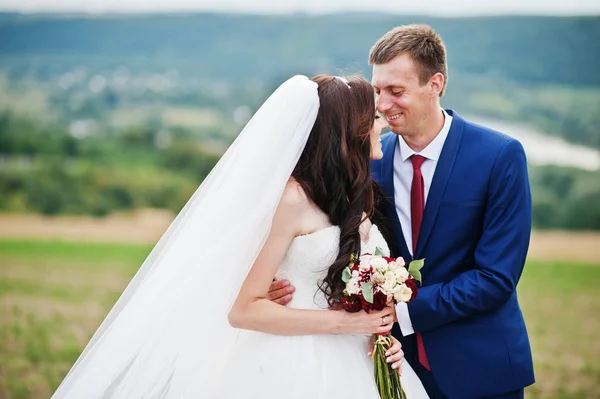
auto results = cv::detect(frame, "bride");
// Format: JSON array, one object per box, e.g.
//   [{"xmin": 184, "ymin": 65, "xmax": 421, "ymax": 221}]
[{"xmin": 52, "ymin": 75, "xmax": 428, "ymax": 398}]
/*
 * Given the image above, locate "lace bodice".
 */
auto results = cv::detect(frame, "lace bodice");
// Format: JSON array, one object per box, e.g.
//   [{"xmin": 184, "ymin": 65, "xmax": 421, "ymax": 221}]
[{"xmin": 275, "ymin": 224, "xmax": 390, "ymax": 310}]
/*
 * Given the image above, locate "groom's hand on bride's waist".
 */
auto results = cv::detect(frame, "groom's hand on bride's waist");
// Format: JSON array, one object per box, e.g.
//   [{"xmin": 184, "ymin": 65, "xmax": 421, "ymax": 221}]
[{"xmin": 268, "ymin": 279, "xmax": 295, "ymax": 305}]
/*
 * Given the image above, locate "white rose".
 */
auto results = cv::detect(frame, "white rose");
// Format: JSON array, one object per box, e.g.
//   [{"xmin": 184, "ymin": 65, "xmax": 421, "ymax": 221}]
[
  {"xmin": 394, "ymin": 257, "xmax": 406, "ymax": 268},
  {"xmin": 394, "ymin": 266, "xmax": 409, "ymax": 283},
  {"xmin": 393, "ymin": 284, "xmax": 413, "ymax": 303},
  {"xmin": 372, "ymin": 271, "xmax": 385, "ymax": 284},
  {"xmin": 359, "ymin": 254, "xmax": 372, "ymax": 266},
  {"xmin": 346, "ymin": 277, "xmax": 361, "ymax": 295},
  {"xmin": 359, "ymin": 261, "xmax": 371, "ymax": 271},
  {"xmin": 369, "ymin": 257, "xmax": 388, "ymax": 270},
  {"xmin": 381, "ymin": 273, "xmax": 397, "ymax": 294}
]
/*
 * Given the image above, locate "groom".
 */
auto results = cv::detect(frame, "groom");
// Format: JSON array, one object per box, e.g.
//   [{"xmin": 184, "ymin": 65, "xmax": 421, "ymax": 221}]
[
  {"xmin": 366, "ymin": 25, "xmax": 534, "ymax": 399},
  {"xmin": 270, "ymin": 24, "xmax": 534, "ymax": 398}
]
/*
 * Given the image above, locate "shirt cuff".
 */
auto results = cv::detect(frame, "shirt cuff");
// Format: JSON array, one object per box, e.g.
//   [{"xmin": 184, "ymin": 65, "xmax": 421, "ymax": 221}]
[{"xmin": 395, "ymin": 302, "xmax": 415, "ymax": 336}]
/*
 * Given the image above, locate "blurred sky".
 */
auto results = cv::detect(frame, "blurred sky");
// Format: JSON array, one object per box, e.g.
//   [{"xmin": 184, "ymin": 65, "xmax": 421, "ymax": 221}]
[{"xmin": 1, "ymin": 0, "xmax": 599, "ymax": 16}]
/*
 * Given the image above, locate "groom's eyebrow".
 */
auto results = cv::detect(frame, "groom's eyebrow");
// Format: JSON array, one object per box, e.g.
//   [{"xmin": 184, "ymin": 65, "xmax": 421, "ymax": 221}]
[
  {"xmin": 388, "ymin": 83, "xmax": 407, "ymax": 89},
  {"xmin": 373, "ymin": 83, "xmax": 406, "ymax": 91}
]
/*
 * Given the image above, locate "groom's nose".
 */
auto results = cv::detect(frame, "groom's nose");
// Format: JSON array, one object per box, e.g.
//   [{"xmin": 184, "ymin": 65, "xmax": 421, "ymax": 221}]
[{"xmin": 376, "ymin": 93, "xmax": 392, "ymax": 114}]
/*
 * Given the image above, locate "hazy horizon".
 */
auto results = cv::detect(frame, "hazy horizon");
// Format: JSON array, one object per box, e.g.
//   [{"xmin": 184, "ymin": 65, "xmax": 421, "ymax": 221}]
[{"xmin": 1, "ymin": 0, "xmax": 599, "ymax": 16}]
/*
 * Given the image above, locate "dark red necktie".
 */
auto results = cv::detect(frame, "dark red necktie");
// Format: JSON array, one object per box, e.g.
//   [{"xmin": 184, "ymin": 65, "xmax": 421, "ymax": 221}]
[{"xmin": 410, "ymin": 154, "xmax": 431, "ymax": 371}]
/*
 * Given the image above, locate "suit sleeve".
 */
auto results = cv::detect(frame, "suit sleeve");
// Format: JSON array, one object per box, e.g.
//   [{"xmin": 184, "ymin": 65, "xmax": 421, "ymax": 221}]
[{"xmin": 407, "ymin": 139, "xmax": 532, "ymax": 332}]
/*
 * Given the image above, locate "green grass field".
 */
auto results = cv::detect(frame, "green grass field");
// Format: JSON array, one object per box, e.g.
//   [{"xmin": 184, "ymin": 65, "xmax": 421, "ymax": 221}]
[{"xmin": 0, "ymin": 239, "xmax": 599, "ymax": 398}]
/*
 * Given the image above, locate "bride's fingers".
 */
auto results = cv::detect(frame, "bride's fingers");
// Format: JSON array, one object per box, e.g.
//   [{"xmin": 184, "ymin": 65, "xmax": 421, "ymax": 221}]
[
  {"xmin": 394, "ymin": 360, "xmax": 403, "ymax": 376},
  {"xmin": 376, "ymin": 322, "xmax": 393, "ymax": 334},
  {"xmin": 367, "ymin": 336, "xmax": 375, "ymax": 357},
  {"xmin": 377, "ymin": 306, "xmax": 394, "ymax": 315},
  {"xmin": 386, "ymin": 338, "xmax": 402, "ymax": 356},
  {"xmin": 369, "ymin": 308, "xmax": 394, "ymax": 321},
  {"xmin": 386, "ymin": 349, "xmax": 404, "ymax": 370},
  {"xmin": 388, "ymin": 354, "xmax": 404, "ymax": 374},
  {"xmin": 370, "ymin": 308, "xmax": 395, "ymax": 325},
  {"xmin": 384, "ymin": 339, "xmax": 404, "ymax": 375}
]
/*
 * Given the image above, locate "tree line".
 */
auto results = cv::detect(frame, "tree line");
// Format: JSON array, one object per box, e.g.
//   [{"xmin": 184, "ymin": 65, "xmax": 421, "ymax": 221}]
[{"xmin": 1, "ymin": 112, "xmax": 598, "ymax": 229}]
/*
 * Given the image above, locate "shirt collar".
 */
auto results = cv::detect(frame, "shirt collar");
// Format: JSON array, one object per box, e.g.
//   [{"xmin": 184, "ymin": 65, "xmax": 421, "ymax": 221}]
[{"xmin": 398, "ymin": 109, "xmax": 453, "ymax": 162}]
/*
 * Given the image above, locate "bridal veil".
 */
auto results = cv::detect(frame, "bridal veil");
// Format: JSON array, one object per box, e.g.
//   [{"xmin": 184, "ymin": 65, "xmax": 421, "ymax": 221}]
[{"xmin": 52, "ymin": 76, "xmax": 319, "ymax": 398}]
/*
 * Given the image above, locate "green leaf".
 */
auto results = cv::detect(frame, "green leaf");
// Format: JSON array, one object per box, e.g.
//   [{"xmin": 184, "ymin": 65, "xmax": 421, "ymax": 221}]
[
  {"xmin": 342, "ymin": 267, "xmax": 352, "ymax": 283},
  {"xmin": 361, "ymin": 282, "xmax": 374, "ymax": 303},
  {"xmin": 408, "ymin": 258, "xmax": 425, "ymax": 284},
  {"xmin": 408, "ymin": 258, "xmax": 424, "ymax": 273},
  {"xmin": 374, "ymin": 246, "xmax": 385, "ymax": 256},
  {"xmin": 410, "ymin": 270, "xmax": 422, "ymax": 284}
]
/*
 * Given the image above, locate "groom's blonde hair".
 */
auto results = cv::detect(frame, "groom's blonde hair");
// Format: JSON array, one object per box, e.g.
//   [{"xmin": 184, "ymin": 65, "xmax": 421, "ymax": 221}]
[{"xmin": 369, "ymin": 24, "xmax": 448, "ymax": 96}]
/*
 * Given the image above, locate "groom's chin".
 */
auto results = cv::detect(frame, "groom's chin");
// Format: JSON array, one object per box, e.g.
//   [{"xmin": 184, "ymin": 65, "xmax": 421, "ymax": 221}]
[{"xmin": 388, "ymin": 128, "xmax": 405, "ymax": 136}]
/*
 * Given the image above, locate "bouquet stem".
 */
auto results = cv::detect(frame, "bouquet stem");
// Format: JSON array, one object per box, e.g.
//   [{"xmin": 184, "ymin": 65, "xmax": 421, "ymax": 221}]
[{"xmin": 372, "ymin": 333, "xmax": 406, "ymax": 399}]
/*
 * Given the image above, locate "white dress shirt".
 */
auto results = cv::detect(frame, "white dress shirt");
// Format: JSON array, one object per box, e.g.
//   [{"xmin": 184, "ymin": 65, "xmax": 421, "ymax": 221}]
[{"xmin": 394, "ymin": 109, "xmax": 453, "ymax": 336}]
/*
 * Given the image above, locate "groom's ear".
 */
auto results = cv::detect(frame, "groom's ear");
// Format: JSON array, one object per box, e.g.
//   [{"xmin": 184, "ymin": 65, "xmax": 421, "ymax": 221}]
[{"xmin": 428, "ymin": 73, "xmax": 445, "ymax": 98}]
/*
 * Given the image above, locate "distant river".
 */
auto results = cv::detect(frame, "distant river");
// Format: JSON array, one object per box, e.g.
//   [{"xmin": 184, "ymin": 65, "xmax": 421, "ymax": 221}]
[{"xmin": 468, "ymin": 115, "xmax": 600, "ymax": 171}]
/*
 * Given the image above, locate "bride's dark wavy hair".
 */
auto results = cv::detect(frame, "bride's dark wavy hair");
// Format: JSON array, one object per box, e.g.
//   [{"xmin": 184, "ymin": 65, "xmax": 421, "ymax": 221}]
[{"xmin": 292, "ymin": 74, "xmax": 376, "ymax": 305}]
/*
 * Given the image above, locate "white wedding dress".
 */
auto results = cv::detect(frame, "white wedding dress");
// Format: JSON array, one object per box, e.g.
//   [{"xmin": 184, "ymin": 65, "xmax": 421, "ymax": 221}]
[
  {"xmin": 216, "ymin": 224, "xmax": 429, "ymax": 399},
  {"xmin": 51, "ymin": 77, "xmax": 428, "ymax": 399}
]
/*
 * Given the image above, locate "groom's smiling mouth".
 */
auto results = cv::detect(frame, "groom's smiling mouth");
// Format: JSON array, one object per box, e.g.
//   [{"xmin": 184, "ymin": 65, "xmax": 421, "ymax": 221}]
[{"xmin": 386, "ymin": 112, "xmax": 403, "ymax": 121}]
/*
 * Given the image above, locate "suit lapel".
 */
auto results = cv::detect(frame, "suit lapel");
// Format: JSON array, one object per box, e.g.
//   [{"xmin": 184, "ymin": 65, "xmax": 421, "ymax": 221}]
[
  {"xmin": 415, "ymin": 109, "xmax": 464, "ymax": 257},
  {"xmin": 378, "ymin": 134, "xmax": 411, "ymax": 260}
]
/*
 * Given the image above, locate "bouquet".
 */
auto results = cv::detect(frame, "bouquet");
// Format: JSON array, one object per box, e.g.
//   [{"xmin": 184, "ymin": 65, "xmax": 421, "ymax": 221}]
[{"xmin": 340, "ymin": 247, "xmax": 424, "ymax": 399}]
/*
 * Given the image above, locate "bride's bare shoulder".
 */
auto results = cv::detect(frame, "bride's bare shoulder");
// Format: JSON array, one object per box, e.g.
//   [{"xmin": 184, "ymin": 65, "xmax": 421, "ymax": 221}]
[
  {"xmin": 280, "ymin": 178, "xmax": 311, "ymax": 209},
  {"xmin": 268, "ymin": 179, "xmax": 314, "ymax": 237}
]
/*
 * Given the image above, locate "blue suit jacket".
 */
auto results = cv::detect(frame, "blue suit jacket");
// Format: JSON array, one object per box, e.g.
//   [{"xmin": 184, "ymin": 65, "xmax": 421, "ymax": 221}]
[{"xmin": 371, "ymin": 110, "xmax": 535, "ymax": 398}]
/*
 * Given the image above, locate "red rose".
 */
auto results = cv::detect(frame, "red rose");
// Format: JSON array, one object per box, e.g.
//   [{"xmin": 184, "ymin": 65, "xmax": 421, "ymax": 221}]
[
  {"xmin": 359, "ymin": 295, "xmax": 371, "ymax": 312},
  {"xmin": 372, "ymin": 291, "xmax": 388, "ymax": 311},
  {"xmin": 404, "ymin": 278, "xmax": 419, "ymax": 301},
  {"xmin": 340, "ymin": 295, "xmax": 362, "ymax": 312},
  {"xmin": 359, "ymin": 291, "xmax": 387, "ymax": 312}
]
